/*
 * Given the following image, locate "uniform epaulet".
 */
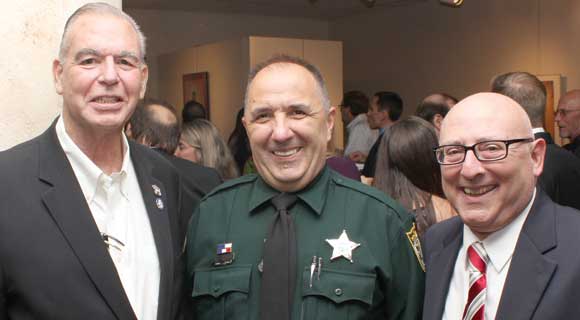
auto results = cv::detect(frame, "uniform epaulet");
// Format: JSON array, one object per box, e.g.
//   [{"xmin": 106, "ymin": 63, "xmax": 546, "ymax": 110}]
[
  {"xmin": 330, "ymin": 172, "xmax": 413, "ymax": 223},
  {"xmin": 204, "ymin": 174, "xmax": 258, "ymax": 199}
]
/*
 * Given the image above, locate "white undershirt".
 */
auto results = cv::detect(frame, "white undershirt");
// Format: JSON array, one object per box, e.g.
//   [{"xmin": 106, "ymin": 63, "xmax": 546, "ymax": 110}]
[
  {"xmin": 442, "ymin": 188, "xmax": 536, "ymax": 320},
  {"xmin": 56, "ymin": 117, "xmax": 160, "ymax": 320}
]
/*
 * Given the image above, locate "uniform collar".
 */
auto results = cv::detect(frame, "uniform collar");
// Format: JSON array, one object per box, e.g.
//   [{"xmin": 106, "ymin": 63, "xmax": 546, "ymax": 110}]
[{"xmin": 248, "ymin": 166, "xmax": 331, "ymax": 215}]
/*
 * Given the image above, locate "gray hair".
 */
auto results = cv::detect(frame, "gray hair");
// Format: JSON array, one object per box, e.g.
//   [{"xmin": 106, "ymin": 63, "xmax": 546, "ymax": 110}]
[
  {"xmin": 58, "ymin": 2, "xmax": 146, "ymax": 62},
  {"xmin": 243, "ymin": 54, "xmax": 331, "ymax": 111}
]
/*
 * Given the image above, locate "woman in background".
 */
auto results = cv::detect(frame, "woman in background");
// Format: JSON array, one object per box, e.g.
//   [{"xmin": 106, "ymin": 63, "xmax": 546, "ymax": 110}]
[
  {"xmin": 227, "ymin": 108, "xmax": 255, "ymax": 175},
  {"xmin": 176, "ymin": 119, "xmax": 239, "ymax": 180},
  {"xmin": 373, "ymin": 116, "xmax": 455, "ymax": 235}
]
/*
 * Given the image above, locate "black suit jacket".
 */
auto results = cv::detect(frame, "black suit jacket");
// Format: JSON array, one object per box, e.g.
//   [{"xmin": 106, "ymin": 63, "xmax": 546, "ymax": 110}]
[
  {"xmin": 156, "ymin": 150, "xmax": 221, "ymax": 200},
  {"xmin": 0, "ymin": 123, "xmax": 189, "ymax": 320},
  {"xmin": 361, "ymin": 131, "xmax": 384, "ymax": 177},
  {"xmin": 422, "ymin": 191, "xmax": 580, "ymax": 320},
  {"xmin": 563, "ymin": 136, "xmax": 580, "ymax": 159},
  {"xmin": 535, "ymin": 131, "xmax": 580, "ymax": 210}
]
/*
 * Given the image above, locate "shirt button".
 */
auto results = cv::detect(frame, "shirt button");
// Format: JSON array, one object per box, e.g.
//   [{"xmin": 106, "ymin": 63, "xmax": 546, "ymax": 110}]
[{"xmin": 334, "ymin": 288, "xmax": 343, "ymax": 296}]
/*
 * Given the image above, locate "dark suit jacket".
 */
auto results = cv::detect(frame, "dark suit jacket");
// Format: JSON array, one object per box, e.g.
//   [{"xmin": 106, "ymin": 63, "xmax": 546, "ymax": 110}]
[
  {"xmin": 361, "ymin": 131, "xmax": 384, "ymax": 177},
  {"xmin": 156, "ymin": 150, "xmax": 221, "ymax": 199},
  {"xmin": 422, "ymin": 191, "xmax": 580, "ymax": 320},
  {"xmin": 0, "ymin": 123, "xmax": 189, "ymax": 320},
  {"xmin": 563, "ymin": 136, "xmax": 580, "ymax": 159},
  {"xmin": 535, "ymin": 131, "xmax": 580, "ymax": 210}
]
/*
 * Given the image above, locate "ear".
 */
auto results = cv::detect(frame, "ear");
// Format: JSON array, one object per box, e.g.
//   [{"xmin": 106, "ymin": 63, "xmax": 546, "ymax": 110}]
[
  {"xmin": 53, "ymin": 59, "xmax": 64, "ymax": 95},
  {"xmin": 432, "ymin": 114, "xmax": 444, "ymax": 131},
  {"xmin": 125, "ymin": 122, "xmax": 133, "ymax": 138},
  {"xmin": 139, "ymin": 64, "xmax": 149, "ymax": 99},
  {"xmin": 530, "ymin": 138, "xmax": 547, "ymax": 177},
  {"xmin": 326, "ymin": 106, "xmax": 336, "ymax": 142}
]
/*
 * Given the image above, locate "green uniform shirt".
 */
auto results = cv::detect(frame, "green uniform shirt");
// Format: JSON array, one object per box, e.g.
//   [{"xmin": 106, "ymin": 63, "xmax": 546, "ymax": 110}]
[{"xmin": 186, "ymin": 167, "xmax": 424, "ymax": 320}]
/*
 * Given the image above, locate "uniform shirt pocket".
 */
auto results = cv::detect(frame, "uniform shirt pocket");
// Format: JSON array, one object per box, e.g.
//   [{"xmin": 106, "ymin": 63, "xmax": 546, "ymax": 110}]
[
  {"xmin": 191, "ymin": 264, "xmax": 252, "ymax": 320},
  {"xmin": 300, "ymin": 267, "xmax": 376, "ymax": 320}
]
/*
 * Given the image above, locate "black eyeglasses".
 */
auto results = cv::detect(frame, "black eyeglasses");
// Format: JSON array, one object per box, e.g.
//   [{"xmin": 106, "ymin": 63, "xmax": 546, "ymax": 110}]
[{"xmin": 433, "ymin": 138, "xmax": 534, "ymax": 165}]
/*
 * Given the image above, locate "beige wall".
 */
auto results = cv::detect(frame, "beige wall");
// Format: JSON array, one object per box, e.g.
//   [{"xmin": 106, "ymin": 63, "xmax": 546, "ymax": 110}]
[
  {"xmin": 0, "ymin": 0, "xmax": 120, "ymax": 150},
  {"xmin": 158, "ymin": 39, "xmax": 248, "ymax": 140},
  {"xmin": 158, "ymin": 37, "xmax": 343, "ymax": 148},
  {"xmin": 330, "ymin": 0, "xmax": 580, "ymax": 115},
  {"xmin": 127, "ymin": 9, "xmax": 331, "ymax": 98}
]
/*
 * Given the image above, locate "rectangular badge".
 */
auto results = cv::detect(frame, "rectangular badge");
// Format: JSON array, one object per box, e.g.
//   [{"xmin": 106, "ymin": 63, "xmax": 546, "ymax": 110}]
[{"xmin": 216, "ymin": 243, "xmax": 233, "ymax": 255}]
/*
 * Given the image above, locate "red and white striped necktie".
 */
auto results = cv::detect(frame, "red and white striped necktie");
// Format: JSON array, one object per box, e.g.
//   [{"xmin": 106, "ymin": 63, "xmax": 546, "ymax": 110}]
[{"xmin": 462, "ymin": 242, "xmax": 489, "ymax": 320}]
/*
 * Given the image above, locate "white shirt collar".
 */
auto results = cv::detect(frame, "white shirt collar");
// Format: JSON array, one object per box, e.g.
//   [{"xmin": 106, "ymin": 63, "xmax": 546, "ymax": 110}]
[
  {"xmin": 347, "ymin": 113, "xmax": 368, "ymax": 130},
  {"xmin": 532, "ymin": 127, "xmax": 545, "ymax": 134},
  {"xmin": 55, "ymin": 116, "xmax": 131, "ymax": 203},
  {"xmin": 462, "ymin": 188, "xmax": 536, "ymax": 273}
]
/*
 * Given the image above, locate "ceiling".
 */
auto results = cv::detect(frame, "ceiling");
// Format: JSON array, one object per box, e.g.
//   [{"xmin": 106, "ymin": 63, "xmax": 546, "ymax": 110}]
[{"xmin": 123, "ymin": 0, "xmax": 428, "ymax": 19}]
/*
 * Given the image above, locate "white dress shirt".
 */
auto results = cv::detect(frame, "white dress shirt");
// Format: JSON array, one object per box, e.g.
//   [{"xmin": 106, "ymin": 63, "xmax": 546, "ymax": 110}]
[
  {"xmin": 344, "ymin": 113, "xmax": 378, "ymax": 157},
  {"xmin": 56, "ymin": 117, "xmax": 160, "ymax": 320},
  {"xmin": 442, "ymin": 189, "xmax": 536, "ymax": 320}
]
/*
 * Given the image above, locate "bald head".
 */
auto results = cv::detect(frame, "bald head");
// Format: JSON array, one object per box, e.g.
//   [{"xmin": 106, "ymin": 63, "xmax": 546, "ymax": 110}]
[
  {"xmin": 439, "ymin": 92, "xmax": 545, "ymax": 239},
  {"xmin": 556, "ymin": 90, "xmax": 580, "ymax": 140},
  {"xmin": 441, "ymin": 93, "xmax": 533, "ymax": 144}
]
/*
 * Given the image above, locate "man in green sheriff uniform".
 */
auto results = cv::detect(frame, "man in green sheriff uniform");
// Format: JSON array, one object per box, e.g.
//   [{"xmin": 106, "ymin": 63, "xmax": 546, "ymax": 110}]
[{"xmin": 186, "ymin": 55, "xmax": 424, "ymax": 320}]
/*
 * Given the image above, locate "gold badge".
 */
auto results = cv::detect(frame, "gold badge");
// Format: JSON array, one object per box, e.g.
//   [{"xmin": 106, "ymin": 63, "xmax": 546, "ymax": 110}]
[{"xmin": 406, "ymin": 223, "xmax": 425, "ymax": 272}]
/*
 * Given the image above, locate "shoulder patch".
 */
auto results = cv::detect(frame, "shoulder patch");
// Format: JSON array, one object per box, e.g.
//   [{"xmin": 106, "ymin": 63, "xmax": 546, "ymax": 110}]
[
  {"xmin": 204, "ymin": 174, "xmax": 258, "ymax": 198},
  {"xmin": 406, "ymin": 223, "xmax": 425, "ymax": 272}
]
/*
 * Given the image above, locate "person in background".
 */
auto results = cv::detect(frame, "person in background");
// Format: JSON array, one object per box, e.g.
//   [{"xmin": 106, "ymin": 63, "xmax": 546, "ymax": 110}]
[
  {"xmin": 340, "ymin": 90, "xmax": 377, "ymax": 163},
  {"xmin": 373, "ymin": 116, "xmax": 455, "ymax": 235},
  {"xmin": 176, "ymin": 119, "xmax": 239, "ymax": 180},
  {"xmin": 227, "ymin": 108, "xmax": 253, "ymax": 174},
  {"xmin": 362, "ymin": 91, "xmax": 403, "ymax": 179},
  {"xmin": 556, "ymin": 89, "xmax": 580, "ymax": 158},
  {"xmin": 127, "ymin": 98, "xmax": 222, "ymax": 214},
  {"xmin": 491, "ymin": 71, "xmax": 580, "ymax": 210},
  {"xmin": 182, "ymin": 100, "xmax": 207, "ymax": 124}
]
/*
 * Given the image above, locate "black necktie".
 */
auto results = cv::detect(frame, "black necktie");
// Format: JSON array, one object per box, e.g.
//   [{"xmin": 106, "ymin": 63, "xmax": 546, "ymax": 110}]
[{"xmin": 260, "ymin": 193, "xmax": 298, "ymax": 320}]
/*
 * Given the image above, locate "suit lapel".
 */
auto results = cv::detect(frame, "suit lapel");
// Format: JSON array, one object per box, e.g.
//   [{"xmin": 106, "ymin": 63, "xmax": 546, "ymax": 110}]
[
  {"xmin": 423, "ymin": 219, "xmax": 463, "ymax": 320},
  {"xmin": 38, "ymin": 125, "xmax": 136, "ymax": 320},
  {"xmin": 130, "ymin": 142, "xmax": 174, "ymax": 320},
  {"xmin": 496, "ymin": 191, "xmax": 557, "ymax": 320}
]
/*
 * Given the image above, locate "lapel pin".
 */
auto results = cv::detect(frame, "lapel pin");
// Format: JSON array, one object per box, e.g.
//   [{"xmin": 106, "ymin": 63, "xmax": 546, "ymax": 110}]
[
  {"xmin": 326, "ymin": 229, "xmax": 360, "ymax": 263},
  {"xmin": 214, "ymin": 242, "xmax": 235, "ymax": 266},
  {"xmin": 152, "ymin": 184, "xmax": 162, "ymax": 196},
  {"xmin": 155, "ymin": 198, "xmax": 164, "ymax": 210}
]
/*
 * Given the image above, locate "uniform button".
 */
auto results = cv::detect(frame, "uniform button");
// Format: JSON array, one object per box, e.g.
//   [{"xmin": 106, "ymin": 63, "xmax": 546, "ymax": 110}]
[
  {"xmin": 334, "ymin": 288, "xmax": 343, "ymax": 296},
  {"xmin": 213, "ymin": 286, "xmax": 221, "ymax": 293}
]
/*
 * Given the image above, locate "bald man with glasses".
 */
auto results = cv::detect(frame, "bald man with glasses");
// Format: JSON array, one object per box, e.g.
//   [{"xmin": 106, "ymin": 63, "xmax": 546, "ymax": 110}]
[{"xmin": 422, "ymin": 92, "xmax": 580, "ymax": 320}]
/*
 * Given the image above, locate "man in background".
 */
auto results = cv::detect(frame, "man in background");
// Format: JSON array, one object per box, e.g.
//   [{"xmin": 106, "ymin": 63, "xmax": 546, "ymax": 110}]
[
  {"xmin": 556, "ymin": 89, "xmax": 580, "ymax": 158},
  {"xmin": 362, "ymin": 91, "xmax": 403, "ymax": 178},
  {"xmin": 415, "ymin": 93, "xmax": 456, "ymax": 132},
  {"xmin": 127, "ymin": 98, "xmax": 222, "ymax": 229},
  {"xmin": 340, "ymin": 90, "xmax": 377, "ymax": 163},
  {"xmin": 492, "ymin": 71, "xmax": 580, "ymax": 210}
]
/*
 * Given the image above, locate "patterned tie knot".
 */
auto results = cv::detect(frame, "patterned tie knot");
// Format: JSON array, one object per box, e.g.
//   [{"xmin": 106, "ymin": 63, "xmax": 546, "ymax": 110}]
[
  {"xmin": 271, "ymin": 193, "xmax": 297, "ymax": 212},
  {"xmin": 467, "ymin": 242, "xmax": 489, "ymax": 274}
]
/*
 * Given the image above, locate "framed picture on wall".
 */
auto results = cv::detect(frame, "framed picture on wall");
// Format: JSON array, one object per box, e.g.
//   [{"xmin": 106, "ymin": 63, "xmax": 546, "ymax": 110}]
[
  {"xmin": 182, "ymin": 72, "xmax": 210, "ymax": 119},
  {"xmin": 538, "ymin": 74, "xmax": 564, "ymax": 146}
]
